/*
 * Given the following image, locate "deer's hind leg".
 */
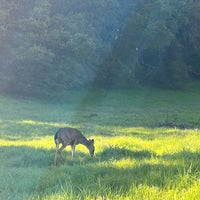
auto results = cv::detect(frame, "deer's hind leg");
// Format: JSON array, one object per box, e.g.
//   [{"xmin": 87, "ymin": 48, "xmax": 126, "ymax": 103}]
[
  {"xmin": 57, "ymin": 144, "xmax": 67, "ymax": 163},
  {"xmin": 54, "ymin": 140, "xmax": 66, "ymax": 165},
  {"xmin": 54, "ymin": 139, "xmax": 59, "ymax": 165}
]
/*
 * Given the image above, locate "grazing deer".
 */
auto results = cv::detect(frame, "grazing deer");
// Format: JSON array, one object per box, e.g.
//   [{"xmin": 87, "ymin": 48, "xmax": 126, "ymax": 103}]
[{"xmin": 54, "ymin": 127, "xmax": 95, "ymax": 164}]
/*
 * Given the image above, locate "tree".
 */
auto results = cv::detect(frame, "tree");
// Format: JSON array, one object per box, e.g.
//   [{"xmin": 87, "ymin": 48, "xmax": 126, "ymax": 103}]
[
  {"xmin": 0, "ymin": 0, "xmax": 199, "ymax": 97},
  {"xmin": 97, "ymin": 0, "xmax": 197, "ymax": 89}
]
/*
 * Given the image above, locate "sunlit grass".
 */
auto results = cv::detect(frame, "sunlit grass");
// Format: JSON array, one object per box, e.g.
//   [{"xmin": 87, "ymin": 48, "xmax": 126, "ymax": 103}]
[
  {"xmin": 1, "ymin": 128, "xmax": 200, "ymax": 200},
  {"xmin": 0, "ymin": 136, "xmax": 53, "ymax": 149},
  {"xmin": 1, "ymin": 87, "xmax": 200, "ymax": 199}
]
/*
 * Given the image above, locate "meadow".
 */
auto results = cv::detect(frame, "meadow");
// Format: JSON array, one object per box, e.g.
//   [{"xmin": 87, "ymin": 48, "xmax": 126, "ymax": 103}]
[{"xmin": 0, "ymin": 86, "xmax": 200, "ymax": 200}]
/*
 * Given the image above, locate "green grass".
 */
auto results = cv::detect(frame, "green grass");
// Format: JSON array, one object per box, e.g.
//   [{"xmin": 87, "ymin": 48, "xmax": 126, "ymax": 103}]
[{"xmin": 0, "ymin": 87, "xmax": 200, "ymax": 199}]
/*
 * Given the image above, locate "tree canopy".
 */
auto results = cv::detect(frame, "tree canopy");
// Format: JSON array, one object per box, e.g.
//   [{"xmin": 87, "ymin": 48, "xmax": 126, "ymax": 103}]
[{"xmin": 0, "ymin": 0, "xmax": 199, "ymax": 97}]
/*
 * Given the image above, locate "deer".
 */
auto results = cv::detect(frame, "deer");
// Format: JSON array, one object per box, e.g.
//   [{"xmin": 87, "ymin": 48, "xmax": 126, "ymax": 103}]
[{"xmin": 54, "ymin": 127, "xmax": 95, "ymax": 165}]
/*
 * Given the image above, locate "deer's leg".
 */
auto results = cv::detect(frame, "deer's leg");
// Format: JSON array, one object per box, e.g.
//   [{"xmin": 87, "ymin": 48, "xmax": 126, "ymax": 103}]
[
  {"xmin": 54, "ymin": 140, "xmax": 60, "ymax": 165},
  {"xmin": 71, "ymin": 144, "xmax": 76, "ymax": 158},
  {"xmin": 58, "ymin": 144, "xmax": 67, "ymax": 163},
  {"xmin": 54, "ymin": 151, "xmax": 58, "ymax": 165}
]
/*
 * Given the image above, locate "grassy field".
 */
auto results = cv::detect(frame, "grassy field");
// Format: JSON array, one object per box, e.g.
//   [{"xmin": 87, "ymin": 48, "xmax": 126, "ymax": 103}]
[{"xmin": 0, "ymin": 86, "xmax": 200, "ymax": 199}]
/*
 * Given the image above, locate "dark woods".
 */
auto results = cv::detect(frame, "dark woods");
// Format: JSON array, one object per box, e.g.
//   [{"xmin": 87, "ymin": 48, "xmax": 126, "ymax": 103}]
[{"xmin": 0, "ymin": 0, "xmax": 199, "ymax": 97}]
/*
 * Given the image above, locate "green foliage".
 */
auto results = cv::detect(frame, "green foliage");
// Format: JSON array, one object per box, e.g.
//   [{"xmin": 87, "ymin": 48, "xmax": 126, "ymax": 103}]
[
  {"xmin": 0, "ymin": 0, "xmax": 132, "ymax": 97},
  {"xmin": 100, "ymin": 0, "xmax": 200, "ymax": 89},
  {"xmin": 0, "ymin": 0, "xmax": 199, "ymax": 97}
]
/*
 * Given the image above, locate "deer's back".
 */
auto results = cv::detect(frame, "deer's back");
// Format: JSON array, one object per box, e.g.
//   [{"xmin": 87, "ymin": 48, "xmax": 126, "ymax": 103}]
[{"xmin": 55, "ymin": 127, "xmax": 82, "ymax": 145}]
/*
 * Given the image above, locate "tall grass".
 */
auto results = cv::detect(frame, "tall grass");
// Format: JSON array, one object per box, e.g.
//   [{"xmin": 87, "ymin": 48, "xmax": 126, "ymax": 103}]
[{"xmin": 0, "ymin": 87, "xmax": 200, "ymax": 199}]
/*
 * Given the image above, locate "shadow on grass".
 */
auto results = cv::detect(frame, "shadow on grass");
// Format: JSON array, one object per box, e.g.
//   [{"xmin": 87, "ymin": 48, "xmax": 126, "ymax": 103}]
[
  {"xmin": 0, "ymin": 146, "xmax": 55, "ymax": 168},
  {"xmin": 39, "ymin": 161, "xmax": 183, "ymax": 196},
  {"xmin": 0, "ymin": 145, "xmax": 98, "ymax": 168},
  {"xmin": 1, "ymin": 145, "xmax": 200, "ymax": 199},
  {"xmin": 96, "ymin": 147, "xmax": 154, "ymax": 161},
  {"xmin": 126, "ymin": 130, "xmax": 187, "ymax": 141},
  {"xmin": 161, "ymin": 150, "xmax": 200, "ymax": 169},
  {"xmin": 48, "ymin": 149, "xmax": 200, "ymax": 187}
]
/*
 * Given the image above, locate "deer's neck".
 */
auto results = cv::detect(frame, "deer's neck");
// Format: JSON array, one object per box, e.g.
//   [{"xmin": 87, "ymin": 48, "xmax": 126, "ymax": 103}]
[{"xmin": 79, "ymin": 135, "xmax": 90, "ymax": 148}]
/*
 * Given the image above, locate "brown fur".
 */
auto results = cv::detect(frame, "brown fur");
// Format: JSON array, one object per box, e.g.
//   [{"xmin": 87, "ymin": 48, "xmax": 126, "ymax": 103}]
[{"xmin": 54, "ymin": 127, "xmax": 95, "ymax": 164}]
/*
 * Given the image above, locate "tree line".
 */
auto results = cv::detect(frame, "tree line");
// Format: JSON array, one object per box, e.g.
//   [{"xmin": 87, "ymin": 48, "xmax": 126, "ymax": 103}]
[{"xmin": 0, "ymin": 0, "xmax": 199, "ymax": 97}]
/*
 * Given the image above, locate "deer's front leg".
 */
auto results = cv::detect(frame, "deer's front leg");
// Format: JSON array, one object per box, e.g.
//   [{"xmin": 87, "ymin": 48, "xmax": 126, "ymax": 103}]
[
  {"xmin": 71, "ymin": 145, "xmax": 76, "ymax": 158},
  {"xmin": 54, "ymin": 149, "xmax": 64, "ymax": 165},
  {"xmin": 54, "ymin": 151, "xmax": 58, "ymax": 165}
]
